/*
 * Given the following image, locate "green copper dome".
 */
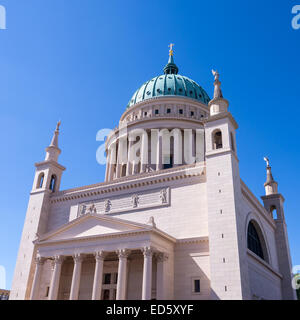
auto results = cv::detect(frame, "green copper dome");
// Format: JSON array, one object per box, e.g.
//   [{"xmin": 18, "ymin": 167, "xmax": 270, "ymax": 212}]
[{"xmin": 127, "ymin": 54, "xmax": 210, "ymax": 109}]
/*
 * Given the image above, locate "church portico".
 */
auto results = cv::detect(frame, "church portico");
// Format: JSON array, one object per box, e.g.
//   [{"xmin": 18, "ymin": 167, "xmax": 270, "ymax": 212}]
[{"xmin": 30, "ymin": 215, "xmax": 174, "ymax": 300}]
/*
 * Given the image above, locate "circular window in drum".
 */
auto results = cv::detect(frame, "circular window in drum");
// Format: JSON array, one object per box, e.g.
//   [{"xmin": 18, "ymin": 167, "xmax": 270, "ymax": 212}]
[
  {"xmin": 168, "ymin": 88, "xmax": 171, "ymax": 91},
  {"xmin": 189, "ymin": 91, "xmax": 193, "ymax": 95},
  {"xmin": 157, "ymin": 89, "xmax": 161, "ymax": 93},
  {"xmin": 178, "ymin": 88, "xmax": 183, "ymax": 92},
  {"xmin": 146, "ymin": 91, "xmax": 151, "ymax": 95}
]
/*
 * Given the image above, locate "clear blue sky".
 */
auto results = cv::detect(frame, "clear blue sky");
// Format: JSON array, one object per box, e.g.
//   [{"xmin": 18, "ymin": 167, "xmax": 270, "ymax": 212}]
[{"xmin": 0, "ymin": 0, "xmax": 299, "ymax": 289}]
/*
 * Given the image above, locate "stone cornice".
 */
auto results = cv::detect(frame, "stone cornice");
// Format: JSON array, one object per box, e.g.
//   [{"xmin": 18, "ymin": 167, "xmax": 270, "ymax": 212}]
[
  {"xmin": 35, "ymin": 227, "xmax": 176, "ymax": 248},
  {"xmin": 49, "ymin": 163, "xmax": 206, "ymax": 204},
  {"xmin": 204, "ymin": 111, "xmax": 238, "ymax": 130},
  {"xmin": 205, "ymin": 147, "xmax": 239, "ymax": 163},
  {"xmin": 35, "ymin": 160, "xmax": 66, "ymax": 171},
  {"xmin": 261, "ymin": 193, "xmax": 285, "ymax": 203},
  {"xmin": 241, "ymin": 179, "xmax": 276, "ymax": 229},
  {"xmin": 176, "ymin": 236, "xmax": 209, "ymax": 245}
]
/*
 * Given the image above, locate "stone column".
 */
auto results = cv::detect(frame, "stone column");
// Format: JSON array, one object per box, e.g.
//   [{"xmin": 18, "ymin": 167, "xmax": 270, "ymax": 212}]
[
  {"xmin": 48, "ymin": 255, "xmax": 64, "ymax": 300},
  {"xmin": 116, "ymin": 249, "xmax": 130, "ymax": 300},
  {"xmin": 126, "ymin": 140, "xmax": 133, "ymax": 176},
  {"xmin": 92, "ymin": 251, "xmax": 106, "ymax": 300},
  {"xmin": 105, "ymin": 149, "xmax": 110, "ymax": 182},
  {"xmin": 141, "ymin": 247, "xmax": 153, "ymax": 300},
  {"xmin": 140, "ymin": 130, "xmax": 148, "ymax": 173},
  {"xmin": 30, "ymin": 256, "xmax": 45, "ymax": 300},
  {"xmin": 156, "ymin": 252, "xmax": 169, "ymax": 300},
  {"xmin": 69, "ymin": 254, "xmax": 83, "ymax": 300},
  {"xmin": 115, "ymin": 140, "xmax": 122, "ymax": 179},
  {"xmin": 156, "ymin": 135, "xmax": 162, "ymax": 171},
  {"xmin": 108, "ymin": 143, "xmax": 117, "ymax": 181}
]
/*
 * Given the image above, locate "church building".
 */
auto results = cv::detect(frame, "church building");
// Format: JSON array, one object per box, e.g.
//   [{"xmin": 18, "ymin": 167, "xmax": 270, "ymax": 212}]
[{"xmin": 10, "ymin": 46, "xmax": 296, "ymax": 300}]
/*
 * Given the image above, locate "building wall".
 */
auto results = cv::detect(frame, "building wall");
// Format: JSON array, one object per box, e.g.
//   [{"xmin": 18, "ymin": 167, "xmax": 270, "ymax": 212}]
[
  {"xmin": 240, "ymin": 185, "xmax": 282, "ymax": 299},
  {"xmin": 174, "ymin": 241, "xmax": 210, "ymax": 299},
  {"xmin": 47, "ymin": 179, "xmax": 209, "ymax": 240}
]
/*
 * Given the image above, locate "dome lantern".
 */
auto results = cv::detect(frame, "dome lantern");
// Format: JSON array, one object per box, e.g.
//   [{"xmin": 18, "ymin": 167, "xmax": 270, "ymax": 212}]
[{"xmin": 163, "ymin": 44, "xmax": 179, "ymax": 75}]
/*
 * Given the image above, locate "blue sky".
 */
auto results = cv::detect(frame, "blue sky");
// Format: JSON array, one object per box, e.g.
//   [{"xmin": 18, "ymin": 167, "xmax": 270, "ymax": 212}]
[{"xmin": 0, "ymin": 0, "xmax": 299, "ymax": 289}]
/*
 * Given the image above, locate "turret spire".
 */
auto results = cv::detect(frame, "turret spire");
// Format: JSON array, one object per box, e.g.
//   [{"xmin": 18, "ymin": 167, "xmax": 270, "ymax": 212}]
[
  {"xmin": 164, "ymin": 43, "xmax": 179, "ymax": 75},
  {"xmin": 263, "ymin": 157, "xmax": 278, "ymax": 195},
  {"xmin": 208, "ymin": 69, "xmax": 229, "ymax": 116},
  {"xmin": 45, "ymin": 121, "xmax": 62, "ymax": 162}
]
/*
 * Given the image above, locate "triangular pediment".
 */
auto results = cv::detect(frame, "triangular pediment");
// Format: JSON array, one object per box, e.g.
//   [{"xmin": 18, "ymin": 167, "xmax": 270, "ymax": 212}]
[{"xmin": 39, "ymin": 214, "xmax": 152, "ymax": 242}]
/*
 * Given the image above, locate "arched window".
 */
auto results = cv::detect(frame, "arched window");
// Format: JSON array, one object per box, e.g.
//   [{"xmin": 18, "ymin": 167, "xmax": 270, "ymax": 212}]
[
  {"xmin": 247, "ymin": 221, "xmax": 265, "ymax": 260},
  {"xmin": 213, "ymin": 130, "xmax": 223, "ymax": 150},
  {"xmin": 49, "ymin": 175, "xmax": 57, "ymax": 192},
  {"xmin": 270, "ymin": 205, "xmax": 278, "ymax": 220},
  {"xmin": 37, "ymin": 172, "xmax": 44, "ymax": 189}
]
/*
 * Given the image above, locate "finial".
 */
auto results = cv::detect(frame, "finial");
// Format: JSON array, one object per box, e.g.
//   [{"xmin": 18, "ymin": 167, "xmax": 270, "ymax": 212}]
[
  {"xmin": 56, "ymin": 120, "xmax": 61, "ymax": 132},
  {"xmin": 168, "ymin": 43, "xmax": 175, "ymax": 56},
  {"xmin": 211, "ymin": 68, "xmax": 223, "ymax": 99},
  {"xmin": 212, "ymin": 69, "xmax": 220, "ymax": 81},
  {"xmin": 263, "ymin": 156, "xmax": 270, "ymax": 168},
  {"xmin": 147, "ymin": 216, "xmax": 156, "ymax": 228},
  {"xmin": 263, "ymin": 156, "xmax": 278, "ymax": 195}
]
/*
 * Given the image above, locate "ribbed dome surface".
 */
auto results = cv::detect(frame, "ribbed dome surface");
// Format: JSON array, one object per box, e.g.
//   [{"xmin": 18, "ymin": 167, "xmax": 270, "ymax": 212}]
[{"xmin": 127, "ymin": 74, "xmax": 210, "ymax": 109}]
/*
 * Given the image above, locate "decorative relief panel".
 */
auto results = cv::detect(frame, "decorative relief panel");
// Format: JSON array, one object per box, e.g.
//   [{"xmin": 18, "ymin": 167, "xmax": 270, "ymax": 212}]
[{"xmin": 77, "ymin": 187, "xmax": 170, "ymax": 218}]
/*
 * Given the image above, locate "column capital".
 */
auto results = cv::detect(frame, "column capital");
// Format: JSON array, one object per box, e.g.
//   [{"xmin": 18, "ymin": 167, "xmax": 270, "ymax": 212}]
[
  {"xmin": 94, "ymin": 251, "xmax": 107, "ymax": 261},
  {"xmin": 116, "ymin": 249, "xmax": 130, "ymax": 259},
  {"xmin": 53, "ymin": 255, "xmax": 65, "ymax": 265},
  {"xmin": 155, "ymin": 252, "xmax": 169, "ymax": 262},
  {"xmin": 141, "ymin": 246, "xmax": 154, "ymax": 257},
  {"xmin": 35, "ymin": 256, "xmax": 46, "ymax": 265},
  {"xmin": 72, "ymin": 253, "xmax": 83, "ymax": 263}
]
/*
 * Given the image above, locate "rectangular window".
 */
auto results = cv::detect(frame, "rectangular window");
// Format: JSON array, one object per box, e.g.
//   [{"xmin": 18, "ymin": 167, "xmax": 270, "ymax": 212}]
[
  {"xmin": 104, "ymin": 273, "xmax": 111, "ymax": 284},
  {"xmin": 45, "ymin": 286, "xmax": 50, "ymax": 297},
  {"xmin": 190, "ymin": 111, "xmax": 194, "ymax": 116},
  {"xmin": 193, "ymin": 279, "xmax": 201, "ymax": 293},
  {"xmin": 155, "ymin": 109, "xmax": 159, "ymax": 115},
  {"xmin": 179, "ymin": 109, "xmax": 183, "ymax": 115},
  {"xmin": 167, "ymin": 108, "xmax": 171, "ymax": 113}
]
